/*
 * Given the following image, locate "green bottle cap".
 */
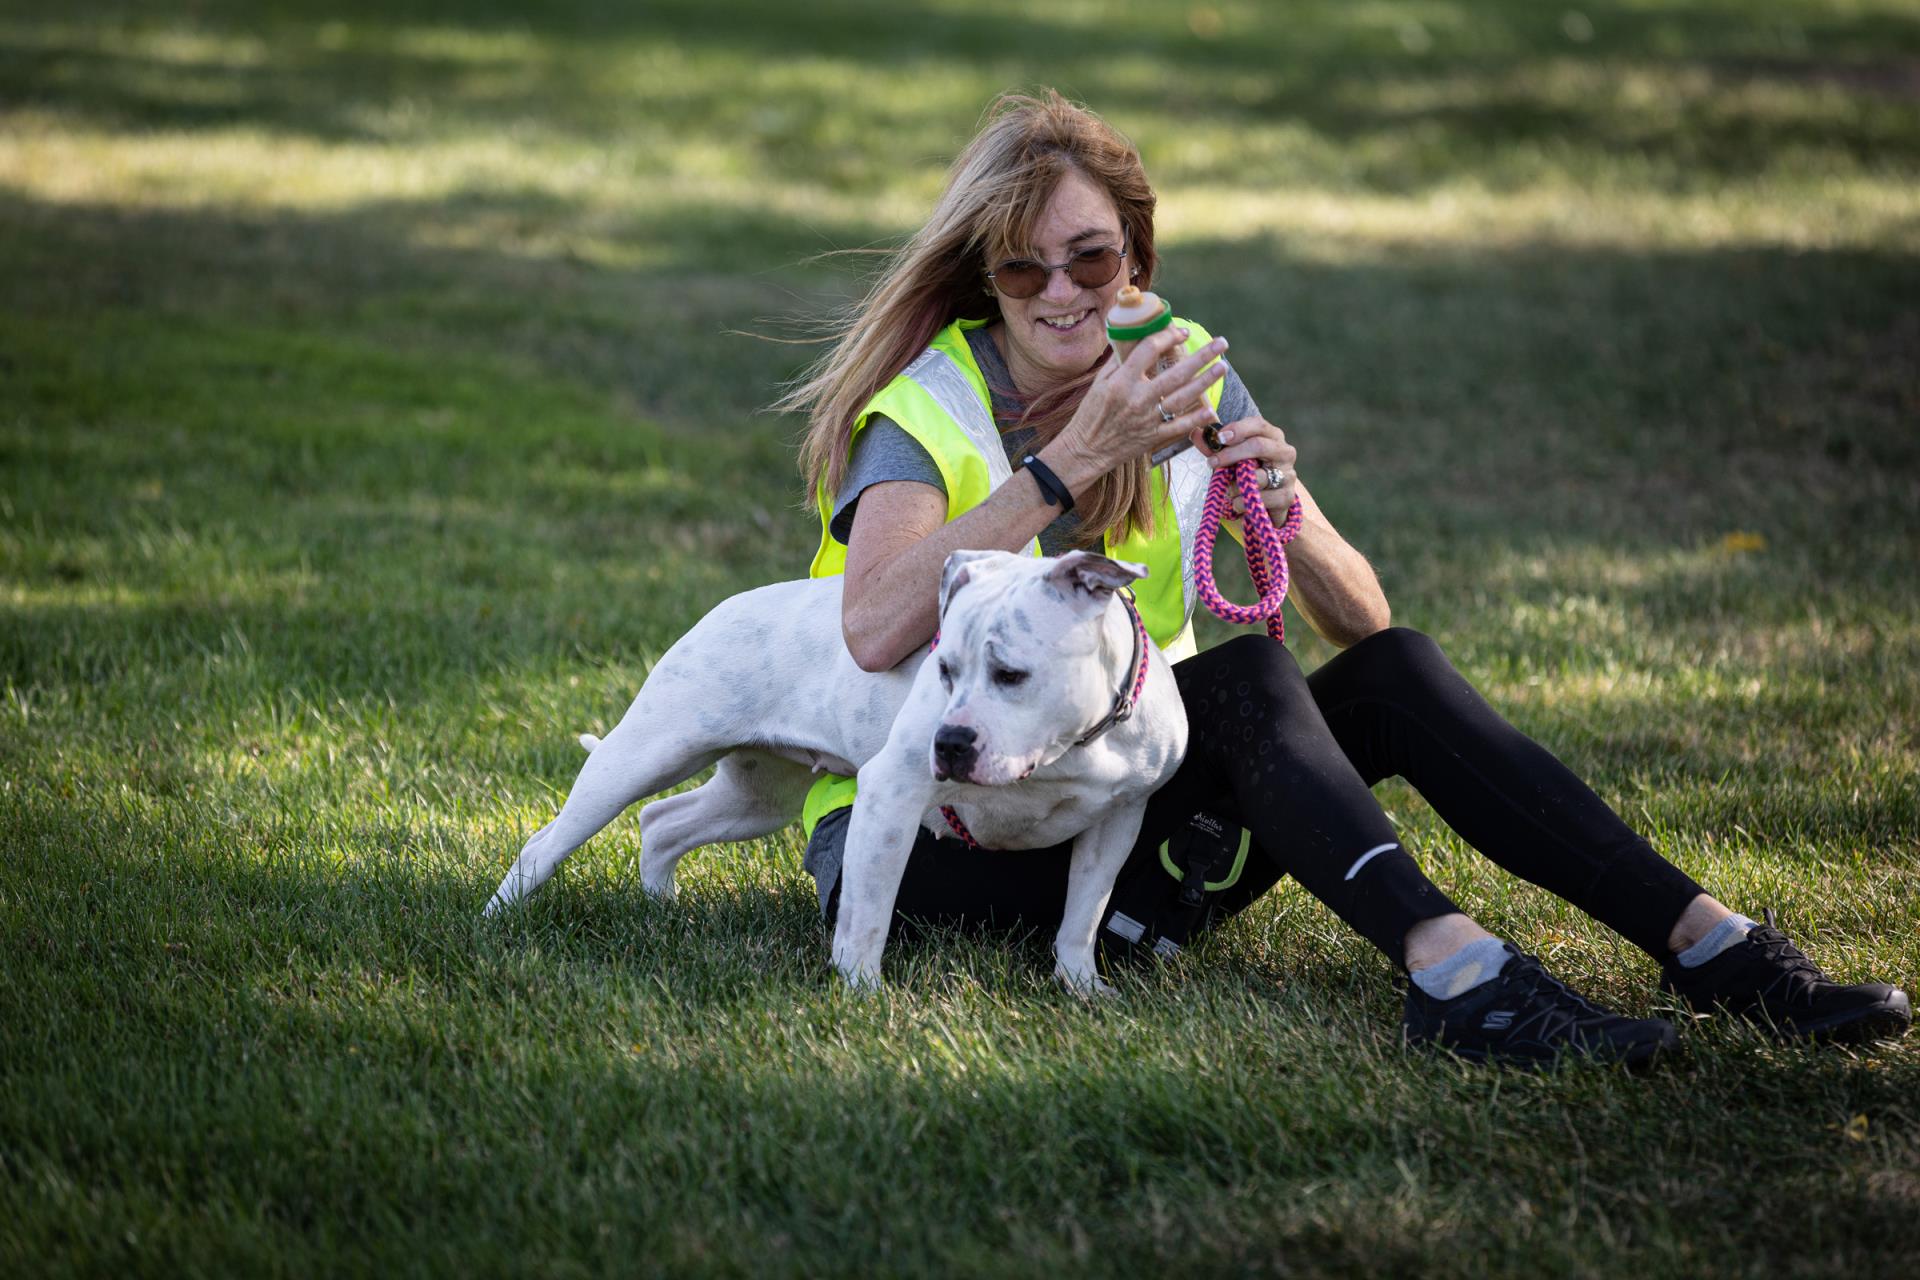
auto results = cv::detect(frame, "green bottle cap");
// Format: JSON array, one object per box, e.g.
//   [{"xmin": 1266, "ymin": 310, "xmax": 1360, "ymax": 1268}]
[{"xmin": 1106, "ymin": 298, "xmax": 1173, "ymax": 342}]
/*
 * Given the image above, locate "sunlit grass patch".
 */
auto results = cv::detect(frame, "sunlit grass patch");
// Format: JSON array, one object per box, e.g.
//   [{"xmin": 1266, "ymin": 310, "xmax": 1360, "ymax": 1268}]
[{"xmin": 4, "ymin": 0, "xmax": 1919, "ymax": 1275}]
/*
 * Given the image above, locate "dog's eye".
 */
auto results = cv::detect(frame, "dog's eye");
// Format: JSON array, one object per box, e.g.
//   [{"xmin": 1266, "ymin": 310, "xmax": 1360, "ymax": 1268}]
[
  {"xmin": 991, "ymin": 667, "xmax": 1029, "ymax": 688},
  {"xmin": 938, "ymin": 659, "xmax": 954, "ymax": 690}
]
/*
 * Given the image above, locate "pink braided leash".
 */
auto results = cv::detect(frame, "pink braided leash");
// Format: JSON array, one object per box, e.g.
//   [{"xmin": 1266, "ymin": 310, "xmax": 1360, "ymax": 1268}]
[{"xmin": 1191, "ymin": 460, "xmax": 1304, "ymax": 643}]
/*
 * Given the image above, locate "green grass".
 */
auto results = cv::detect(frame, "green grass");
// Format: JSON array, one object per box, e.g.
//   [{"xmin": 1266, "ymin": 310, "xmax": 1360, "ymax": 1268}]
[{"xmin": 3, "ymin": 1, "xmax": 1919, "ymax": 1275}]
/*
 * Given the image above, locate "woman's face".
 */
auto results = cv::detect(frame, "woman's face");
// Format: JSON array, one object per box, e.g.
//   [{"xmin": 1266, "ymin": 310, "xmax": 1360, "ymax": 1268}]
[{"xmin": 989, "ymin": 168, "xmax": 1132, "ymax": 393}]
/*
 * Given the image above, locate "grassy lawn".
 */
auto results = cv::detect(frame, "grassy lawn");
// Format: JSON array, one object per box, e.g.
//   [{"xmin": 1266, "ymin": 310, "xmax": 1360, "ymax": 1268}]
[{"xmin": 3, "ymin": 1, "xmax": 1918, "ymax": 1274}]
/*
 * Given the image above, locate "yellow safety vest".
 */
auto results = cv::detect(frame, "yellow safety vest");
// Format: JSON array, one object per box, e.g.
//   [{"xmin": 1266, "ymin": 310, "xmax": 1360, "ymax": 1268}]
[{"xmin": 801, "ymin": 316, "xmax": 1224, "ymax": 839}]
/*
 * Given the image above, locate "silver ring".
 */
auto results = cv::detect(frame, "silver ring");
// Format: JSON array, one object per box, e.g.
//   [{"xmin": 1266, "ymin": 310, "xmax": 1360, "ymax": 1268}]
[
  {"xmin": 1262, "ymin": 465, "xmax": 1286, "ymax": 490},
  {"xmin": 1157, "ymin": 399, "xmax": 1175, "ymax": 423}
]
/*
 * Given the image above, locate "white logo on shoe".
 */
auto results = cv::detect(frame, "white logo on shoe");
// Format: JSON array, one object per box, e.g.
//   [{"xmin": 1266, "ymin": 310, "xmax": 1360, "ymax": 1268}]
[{"xmin": 1482, "ymin": 1010, "xmax": 1515, "ymax": 1031}]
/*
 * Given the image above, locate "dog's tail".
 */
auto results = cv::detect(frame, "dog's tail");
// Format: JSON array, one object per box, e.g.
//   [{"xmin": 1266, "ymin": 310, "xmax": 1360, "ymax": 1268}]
[{"xmin": 578, "ymin": 733, "xmax": 601, "ymax": 754}]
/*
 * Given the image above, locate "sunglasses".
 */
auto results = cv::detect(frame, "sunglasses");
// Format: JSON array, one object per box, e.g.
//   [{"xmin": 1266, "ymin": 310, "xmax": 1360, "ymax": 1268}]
[{"xmin": 986, "ymin": 246, "xmax": 1127, "ymax": 300}]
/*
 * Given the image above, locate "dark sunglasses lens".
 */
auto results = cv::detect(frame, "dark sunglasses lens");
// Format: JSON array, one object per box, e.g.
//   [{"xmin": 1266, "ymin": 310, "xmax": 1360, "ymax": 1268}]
[
  {"xmin": 1066, "ymin": 248, "xmax": 1122, "ymax": 288},
  {"xmin": 993, "ymin": 261, "xmax": 1047, "ymax": 298}
]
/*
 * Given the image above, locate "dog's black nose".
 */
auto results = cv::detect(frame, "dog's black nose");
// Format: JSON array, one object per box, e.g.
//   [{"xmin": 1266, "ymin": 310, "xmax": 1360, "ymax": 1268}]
[{"xmin": 932, "ymin": 724, "xmax": 979, "ymax": 780}]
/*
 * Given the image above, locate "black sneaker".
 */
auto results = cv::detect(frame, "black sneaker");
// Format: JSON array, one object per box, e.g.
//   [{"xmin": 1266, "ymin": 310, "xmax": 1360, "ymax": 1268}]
[
  {"xmin": 1659, "ymin": 909, "xmax": 1912, "ymax": 1044},
  {"xmin": 1403, "ymin": 945, "xmax": 1677, "ymax": 1068}
]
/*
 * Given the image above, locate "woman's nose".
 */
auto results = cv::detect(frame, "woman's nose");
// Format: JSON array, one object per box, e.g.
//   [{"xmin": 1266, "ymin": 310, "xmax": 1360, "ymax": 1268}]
[{"xmin": 1041, "ymin": 266, "xmax": 1080, "ymax": 302}]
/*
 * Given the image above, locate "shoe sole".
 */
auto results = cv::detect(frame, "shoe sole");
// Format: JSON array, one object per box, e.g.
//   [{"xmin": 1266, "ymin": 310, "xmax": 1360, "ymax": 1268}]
[
  {"xmin": 1673, "ymin": 986, "xmax": 1912, "ymax": 1044},
  {"xmin": 1416, "ymin": 1028, "xmax": 1677, "ymax": 1071},
  {"xmin": 1781, "ymin": 988, "xmax": 1911, "ymax": 1044}
]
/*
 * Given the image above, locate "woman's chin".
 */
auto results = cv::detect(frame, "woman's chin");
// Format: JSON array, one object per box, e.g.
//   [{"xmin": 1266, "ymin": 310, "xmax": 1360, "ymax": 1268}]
[{"xmin": 1030, "ymin": 332, "xmax": 1104, "ymax": 377}]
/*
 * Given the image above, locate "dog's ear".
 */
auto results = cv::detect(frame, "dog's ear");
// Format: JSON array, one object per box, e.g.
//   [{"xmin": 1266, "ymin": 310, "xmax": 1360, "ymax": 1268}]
[
  {"xmin": 1044, "ymin": 551, "xmax": 1148, "ymax": 605},
  {"xmin": 940, "ymin": 549, "xmax": 1003, "ymax": 618}
]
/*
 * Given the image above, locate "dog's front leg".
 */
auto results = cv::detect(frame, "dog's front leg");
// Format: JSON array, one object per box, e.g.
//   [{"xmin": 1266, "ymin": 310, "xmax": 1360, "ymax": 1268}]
[
  {"xmin": 831, "ymin": 753, "xmax": 933, "ymax": 992},
  {"xmin": 1055, "ymin": 801, "xmax": 1149, "ymax": 997}
]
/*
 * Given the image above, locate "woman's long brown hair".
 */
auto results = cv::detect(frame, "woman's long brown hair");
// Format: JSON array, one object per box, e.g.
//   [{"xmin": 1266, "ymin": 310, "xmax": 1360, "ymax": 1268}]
[{"xmin": 777, "ymin": 89, "xmax": 1162, "ymax": 545}]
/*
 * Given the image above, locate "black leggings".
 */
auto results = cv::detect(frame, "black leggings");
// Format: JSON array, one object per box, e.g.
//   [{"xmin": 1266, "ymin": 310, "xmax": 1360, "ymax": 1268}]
[{"xmin": 824, "ymin": 628, "xmax": 1706, "ymax": 969}]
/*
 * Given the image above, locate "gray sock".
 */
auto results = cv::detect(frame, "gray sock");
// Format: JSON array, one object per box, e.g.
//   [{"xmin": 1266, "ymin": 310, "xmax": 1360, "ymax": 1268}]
[
  {"xmin": 1674, "ymin": 913, "xmax": 1758, "ymax": 968},
  {"xmin": 1410, "ymin": 936, "xmax": 1513, "ymax": 1000}
]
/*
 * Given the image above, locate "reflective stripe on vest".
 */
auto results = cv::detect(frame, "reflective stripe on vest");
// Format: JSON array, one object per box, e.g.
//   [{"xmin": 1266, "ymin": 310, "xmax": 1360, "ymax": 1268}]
[
  {"xmin": 801, "ymin": 316, "xmax": 1224, "ymax": 840},
  {"xmin": 895, "ymin": 346, "xmax": 1041, "ymax": 561}
]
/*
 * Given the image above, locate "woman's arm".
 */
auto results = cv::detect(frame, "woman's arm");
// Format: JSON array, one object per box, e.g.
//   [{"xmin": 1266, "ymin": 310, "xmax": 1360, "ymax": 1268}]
[
  {"xmin": 1274, "ymin": 480, "xmax": 1390, "ymax": 649},
  {"xmin": 840, "ymin": 467, "xmax": 1071, "ymax": 671},
  {"xmin": 1205, "ymin": 416, "xmax": 1390, "ymax": 650}
]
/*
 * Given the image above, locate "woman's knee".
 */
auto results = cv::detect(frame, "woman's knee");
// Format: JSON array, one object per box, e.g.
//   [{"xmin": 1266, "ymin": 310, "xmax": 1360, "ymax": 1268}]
[
  {"xmin": 1180, "ymin": 633, "xmax": 1314, "ymax": 715},
  {"xmin": 1350, "ymin": 625, "xmax": 1445, "ymax": 664},
  {"xmin": 1178, "ymin": 634, "xmax": 1334, "ymax": 766},
  {"xmin": 1325, "ymin": 626, "xmax": 1457, "ymax": 691}
]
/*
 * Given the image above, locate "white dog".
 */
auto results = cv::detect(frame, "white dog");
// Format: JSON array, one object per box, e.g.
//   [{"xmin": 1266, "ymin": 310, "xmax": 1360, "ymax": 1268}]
[{"xmin": 484, "ymin": 549, "xmax": 1188, "ymax": 992}]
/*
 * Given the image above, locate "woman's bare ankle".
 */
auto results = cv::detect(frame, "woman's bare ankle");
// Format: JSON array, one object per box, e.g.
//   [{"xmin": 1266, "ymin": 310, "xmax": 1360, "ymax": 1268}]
[
  {"xmin": 1666, "ymin": 893, "xmax": 1735, "ymax": 954},
  {"xmin": 1403, "ymin": 913, "xmax": 1497, "ymax": 972}
]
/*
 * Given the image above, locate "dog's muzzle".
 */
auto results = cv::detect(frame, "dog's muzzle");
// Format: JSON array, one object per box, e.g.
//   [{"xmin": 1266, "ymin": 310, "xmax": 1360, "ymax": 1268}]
[{"xmin": 931, "ymin": 724, "xmax": 979, "ymax": 782}]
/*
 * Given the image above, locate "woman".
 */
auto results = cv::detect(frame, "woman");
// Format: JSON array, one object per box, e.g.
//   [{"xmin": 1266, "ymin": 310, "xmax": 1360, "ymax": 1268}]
[{"xmin": 778, "ymin": 90, "xmax": 1909, "ymax": 1063}]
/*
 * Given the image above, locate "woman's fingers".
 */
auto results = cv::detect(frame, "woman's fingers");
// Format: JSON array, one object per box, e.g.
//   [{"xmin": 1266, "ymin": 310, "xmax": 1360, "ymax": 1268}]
[
  {"xmin": 1119, "ymin": 325, "xmax": 1192, "ymax": 376},
  {"xmin": 1163, "ymin": 400, "xmax": 1219, "ymax": 442},
  {"xmin": 1129, "ymin": 340, "xmax": 1227, "ymax": 442},
  {"xmin": 1207, "ymin": 437, "xmax": 1284, "ymax": 470},
  {"xmin": 1144, "ymin": 337, "xmax": 1229, "ymax": 396},
  {"xmin": 1207, "ymin": 418, "xmax": 1295, "ymax": 470},
  {"xmin": 1151, "ymin": 401, "xmax": 1219, "ymax": 454},
  {"xmin": 1204, "ymin": 417, "xmax": 1301, "ymax": 516},
  {"xmin": 1223, "ymin": 474, "xmax": 1296, "ymax": 520},
  {"xmin": 1157, "ymin": 361, "xmax": 1228, "ymax": 419}
]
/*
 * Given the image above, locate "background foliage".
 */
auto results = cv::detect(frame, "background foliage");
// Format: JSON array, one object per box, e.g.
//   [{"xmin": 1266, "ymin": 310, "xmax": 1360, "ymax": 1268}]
[{"xmin": 3, "ymin": 2, "xmax": 1917, "ymax": 1275}]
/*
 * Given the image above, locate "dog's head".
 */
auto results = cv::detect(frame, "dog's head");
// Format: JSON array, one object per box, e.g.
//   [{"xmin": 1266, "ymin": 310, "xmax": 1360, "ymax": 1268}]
[{"xmin": 926, "ymin": 549, "xmax": 1148, "ymax": 785}]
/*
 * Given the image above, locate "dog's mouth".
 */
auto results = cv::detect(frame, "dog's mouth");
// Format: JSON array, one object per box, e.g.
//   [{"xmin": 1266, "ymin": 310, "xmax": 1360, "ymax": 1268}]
[{"xmin": 935, "ymin": 750, "xmax": 1044, "ymax": 788}]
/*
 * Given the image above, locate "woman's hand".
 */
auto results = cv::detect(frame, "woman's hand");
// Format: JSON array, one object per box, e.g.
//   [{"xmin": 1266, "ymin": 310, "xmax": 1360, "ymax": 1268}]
[
  {"xmin": 1191, "ymin": 414, "xmax": 1392, "ymax": 646},
  {"xmin": 1042, "ymin": 328, "xmax": 1230, "ymax": 493},
  {"xmin": 1199, "ymin": 415, "xmax": 1299, "ymax": 520}
]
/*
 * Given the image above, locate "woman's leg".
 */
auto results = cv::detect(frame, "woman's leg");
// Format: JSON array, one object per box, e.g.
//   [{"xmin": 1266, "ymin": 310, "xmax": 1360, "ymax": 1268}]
[
  {"xmin": 1137, "ymin": 635, "xmax": 1467, "ymax": 970},
  {"xmin": 1140, "ymin": 635, "xmax": 1675, "ymax": 1064},
  {"xmin": 1303, "ymin": 628, "xmax": 1909, "ymax": 1043},
  {"xmin": 1304, "ymin": 627, "xmax": 1715, "ymax": 960}
]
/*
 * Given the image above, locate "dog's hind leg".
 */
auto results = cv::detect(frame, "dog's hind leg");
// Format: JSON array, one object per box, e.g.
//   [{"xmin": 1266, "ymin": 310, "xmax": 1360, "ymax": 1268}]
[
  {"xmin": 635, "ymin": 749, "xmax": 815, "ymax": 898},
  {"xmin": 483, "ymin": 718, "xmax": 724, "ymax": 915}
]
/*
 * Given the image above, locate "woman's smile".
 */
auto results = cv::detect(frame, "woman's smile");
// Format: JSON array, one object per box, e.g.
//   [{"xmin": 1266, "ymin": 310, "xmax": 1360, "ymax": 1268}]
[{"xmin": 1036, "ymin": 308, "xmax": 1094, "ymax": 332}]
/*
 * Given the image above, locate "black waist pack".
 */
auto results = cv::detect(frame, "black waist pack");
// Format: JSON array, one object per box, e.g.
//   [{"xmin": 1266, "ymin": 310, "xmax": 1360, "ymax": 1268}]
[{"xmin": 1098, "ymin": 809, "xmax": 1250, "ymax": 968}]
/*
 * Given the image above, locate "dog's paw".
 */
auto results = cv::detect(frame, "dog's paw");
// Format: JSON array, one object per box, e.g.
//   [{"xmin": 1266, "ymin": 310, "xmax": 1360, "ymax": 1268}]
[
  {"xmin": 1054, "ymin": 963, "xmax": 1118, "ymax": 1000},
  {"xmin": 836, "ymin": 968, "xmax": 886, "ymax": 997},
  {"xmin": 638, "ymin": 851, "xmax": 678, "ymax": 899}
]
